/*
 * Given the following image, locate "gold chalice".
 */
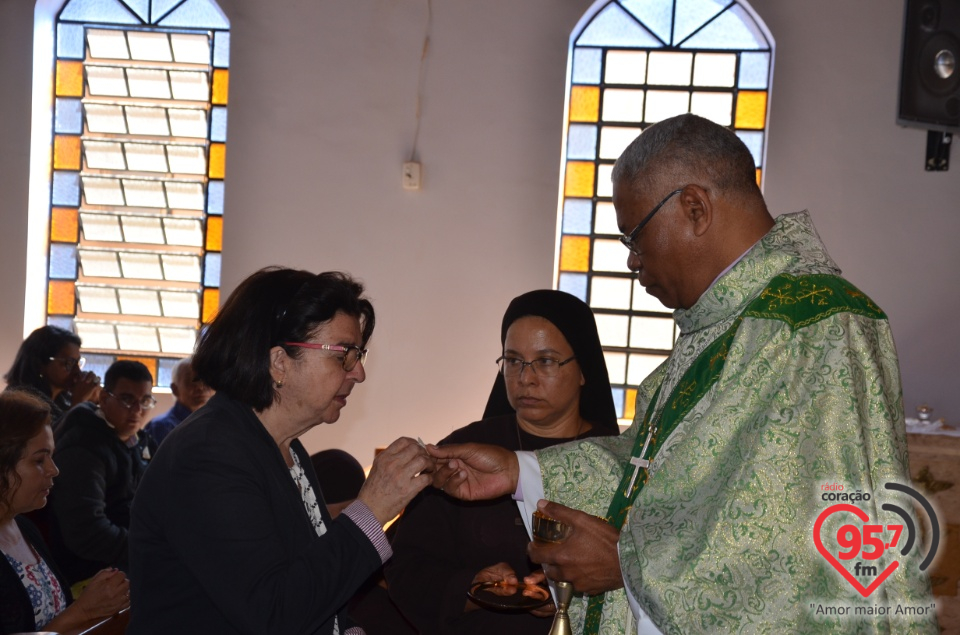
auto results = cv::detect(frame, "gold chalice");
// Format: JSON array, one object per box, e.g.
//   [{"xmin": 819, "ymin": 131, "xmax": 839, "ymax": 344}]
[{"xmin": 532, "ymin": 510, "xmax": 574, "ymax": 635}]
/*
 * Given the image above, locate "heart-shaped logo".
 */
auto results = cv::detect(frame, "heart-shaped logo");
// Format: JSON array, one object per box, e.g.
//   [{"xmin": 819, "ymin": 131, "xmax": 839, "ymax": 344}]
[{"xmin": 813, "ymin": 503, "xmax": 900, "ymax": 597}]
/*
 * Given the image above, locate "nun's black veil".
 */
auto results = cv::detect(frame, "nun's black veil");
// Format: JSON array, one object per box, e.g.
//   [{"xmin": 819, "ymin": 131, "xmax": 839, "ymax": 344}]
[{"xmin": 481, "ymin": 290, "xmax": 619, "ymax": 435}]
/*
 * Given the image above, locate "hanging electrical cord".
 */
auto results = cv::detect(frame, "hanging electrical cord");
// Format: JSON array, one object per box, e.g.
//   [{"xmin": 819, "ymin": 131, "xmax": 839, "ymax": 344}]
[{"xmin": 408, "ymin": 0, "xmax": 432, "ymax": 163}]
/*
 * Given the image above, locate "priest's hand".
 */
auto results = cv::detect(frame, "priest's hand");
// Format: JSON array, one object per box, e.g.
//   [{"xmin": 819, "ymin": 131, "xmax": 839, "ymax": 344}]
[
  {"xmin": 527, "ymin": 499, "xmax": 624, "ymax": 595},
  {"xmin": 427, "ymin": 442, "xmax": 518, "ymax": 501}
]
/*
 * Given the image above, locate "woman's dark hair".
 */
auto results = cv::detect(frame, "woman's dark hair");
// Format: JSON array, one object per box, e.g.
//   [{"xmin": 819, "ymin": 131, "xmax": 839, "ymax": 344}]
[
  {"xmin": 0, "ymin": 391, "xmax": 52, "ymax": 506},
  {"xmin": 193, "ymin": 268, "xmax": 375, "ymax": 411},
  {"xmin": 4, "ymin": 325, "xmax": 82, "ymax": 397}
]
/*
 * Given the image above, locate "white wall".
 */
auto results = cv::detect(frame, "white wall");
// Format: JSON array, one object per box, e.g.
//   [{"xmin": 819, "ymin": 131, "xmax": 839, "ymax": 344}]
[{"xmin": 1, "ymin": 0, "xmax": 957, "ymax": 465}]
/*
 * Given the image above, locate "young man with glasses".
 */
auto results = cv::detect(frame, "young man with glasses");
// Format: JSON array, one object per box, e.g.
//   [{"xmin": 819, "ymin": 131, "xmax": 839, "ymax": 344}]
[{"xmin": 48, "ymin": 360, "xmax": 155, "ymax": 584}]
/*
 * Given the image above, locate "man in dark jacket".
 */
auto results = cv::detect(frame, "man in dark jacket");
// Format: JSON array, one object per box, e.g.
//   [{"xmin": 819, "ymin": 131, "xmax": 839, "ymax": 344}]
[{"xmin": 48, "ymin": 360, "xmax": 155, "ymax": 584}]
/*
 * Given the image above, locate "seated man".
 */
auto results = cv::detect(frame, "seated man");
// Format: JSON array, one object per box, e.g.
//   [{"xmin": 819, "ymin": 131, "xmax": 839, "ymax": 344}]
[
  {"xmin": 144, "ymin": 357, "xmax": 212, "ymax": 447},
  {"xmin": 48, "ymin": 360, "xmax": 155, "ymax": 584}
]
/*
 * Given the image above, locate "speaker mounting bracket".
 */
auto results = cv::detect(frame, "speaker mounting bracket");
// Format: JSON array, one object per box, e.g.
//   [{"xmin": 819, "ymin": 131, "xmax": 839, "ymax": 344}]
[{"xmin": 925, "ymin": 130, "xmax": 952, "ymax": 171}]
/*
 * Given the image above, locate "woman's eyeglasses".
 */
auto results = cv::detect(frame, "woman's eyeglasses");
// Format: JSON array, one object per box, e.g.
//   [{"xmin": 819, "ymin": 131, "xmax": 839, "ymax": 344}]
[
  {"xmin": 496, "ymin": 356, "xmax": 577, "ymax": 378},
  {"xmin": 284, "ymin": 342, "xmax": 368, "ymax": 371},
  {"xmin": 48, "ymin": 356, "xmax": 86, "ymax": 371}
]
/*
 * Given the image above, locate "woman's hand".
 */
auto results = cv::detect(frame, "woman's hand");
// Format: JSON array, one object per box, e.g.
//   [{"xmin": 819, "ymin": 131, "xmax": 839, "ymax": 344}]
[
  {"xmin": 47, "ymin": 568, "xmax": 129, "ymax": 631},
  {"xmin": 427, "ymin": 442, "xmax": 519, "ymax": 501},
  {"xmin": 70, "ymin": 370, "xmax": 101, "ymax": 405},
  {"xmin": 357, "ymin": 437, "xmax": 435, "ymax": 525}
]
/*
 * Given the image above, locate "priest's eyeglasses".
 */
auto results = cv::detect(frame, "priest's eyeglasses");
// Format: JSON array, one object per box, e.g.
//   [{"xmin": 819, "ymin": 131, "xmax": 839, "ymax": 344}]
[
  {"xmin": 49, "ymin": 356, "xmax": 85, "ymax": 371},
  {"xmin": 104, "ymin": 390, "xmax": 158, "ymax": 411},
  {"xmin": 619, "ymin": 187, "xmax": 683, "ymax": 254},
  {"xmin": 284, "ymin": 342, "xmax": 368, "ymax": 371},
  {"xmin": 496, "ymin": 356, "xmax": 577, "ymax": 378}
]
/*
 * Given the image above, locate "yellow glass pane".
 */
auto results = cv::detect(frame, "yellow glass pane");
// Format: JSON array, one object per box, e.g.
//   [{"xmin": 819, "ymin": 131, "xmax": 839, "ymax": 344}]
[
  {"xmin": 624, "ymin": 388, "xmax": 637, "ymax": 421},
  {"xmin": 755, "ymin": 168, "xmax": 762, "ymax": 186},
  {"xmin": 559, "ymin": 235, "xmax": 590, "ymax": 272},
  {"xmin": 117, "ymin": 356, "xmax": 158, "ymax": 383},
  {"xmin": 202, "ymin": 288, "xmax": 219, "ymax": 323},
  {"xmin": 569, "ymin": 86, "xmax": 600, "ymax": 122},
  {"xmin": 48, "ymin": 281, "xmax": 76, "ymax": 315},
  {"xmin": 205, "ymin": 216, "xmax": 223, "ymax": 251},
  {"xmin": 56, "ymin": 61, "xmax": 84, "ymax": 97},
  {"xmin": 208, "ymin": 143, "xmax": 226, "ymax": 179},
  {"xmin": 53, "ymin": 135, "xmax": 82, "ymax": 170},
  {"xmin": 564, "ymin": 161, "xmax": 595, "ymax": 198},
  {"xmin": 51, "ymin": 207, "xmax": 79, "ymax": 242},
  {"xmin": 211, "ymin": 69, "xmax": 229, "ymax": 105},
  {"xmin": 735, "ymin": 91, "xmax": 767, "ymax": 129}
]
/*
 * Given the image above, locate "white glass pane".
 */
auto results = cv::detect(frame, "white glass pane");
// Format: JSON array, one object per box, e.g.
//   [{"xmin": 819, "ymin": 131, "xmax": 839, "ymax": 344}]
[
  {"xmin": 80, "ymin": 213, "xmax": 123, "ymax": 242},
  {"xmin": 121, "ymin": 216, "xmax": 165, "ymax": 244},
  {"xmin": 170, "ymin": 33, "xmax": 211, "ymax": 64},
  {"xmin": 82, "ymin": 177, "xmax": 125, "ymax": 205},
  {"xmin": 632, "ymin": 280, "xmax": 670, "ymax": 312},
  {"xmin": 648, "ymin": 52, "xmax": 693, "ymax": 86},
  {"xmin": 595, "ymin": 313, "xmax": 629, "ymax": 347},
  {"xmin": 125, "ymin": 107, "xmax": 171, "ymax": 136},
  {"xmin": 77, "ymin": 286, "xmax": 119, "ymax": 313},
  {"xmin": 127, "ymin": 68, "xmax": 171, "ymax": 99},
  {"xmin": 161, "ymin": 254, "xmax": 201, "ymax": 282},
  {"xmin": 124, "ymin": 143, "xmax": 169, "ymax": 172},
  {"xmin": 590, "ymin": 277, "xmax": 632, "ymax": 310},
  {"xmin": 87, "ymin": 29, "xmax": 129, "ymax": 60},
  {"xmin": 627, "ymin": 353, "xmax": 667, "ymax": 386},
  {"xmin": 84, "ymin": 141, "xmax": 126, "ymax": 170},
  {"xmin": 163, "ymin": 218, "xmax": 203, "ymax": 246},
  {"xmin": 599, "ymin": 127, "xmax": 641, "ymax": 160},
  {"xmin": 604, "ymin": 51, "xmax": 647, "ymax": 85},
  {"xmin": 158, "ymin": 327, "xmax": 198, "ymax": 354},
  {"xmin": 127, "ymin": 31, "xmax": 172, "ymax": 62},
  {"xmin": 597, "ymin": 164, "xmax": 614, "ymax": 198},
  {"xmin": 645, "ymin": 91, "xmax": 691, "ymax": 123},
  {"xmin": 76, "ymin": 322, "xmax": 118, "ymax": 349},
  {"xmin": 159, "ymin": 290, "xmax": 200, "ymax": 318},
  {"xmin": 693, "ymin": 53, "xmax": 736, "ymax": 87},
  {"xmin": 167, "ymin": 109, "xmax": 208, "ymax": 138},
  {"xmin": 630, "ymin": 316, "xmax": 675, "ymax": 349},
  {"xmin": 79, "ymin": 250, "xmax": 122, "ymax": 277},
  {"xmin": 604, "ymin": 351, "xmax": 627, "ymax": 384},
  {"xmin": 592, "ymin": 238, "xmax": 630, "ymax": 273},
  {"xmin": 85, "ymin": 104, "xmax": 127, "ymax": 134},
  {"xmin": 166, "ymin": 145, "xmax": 207, "ymax": 174},
  {"xmin": 122, "ymin": 180, "xmax": 167, "ymax": 208},
  {"xmin": 118, "ymin": 288, "xmax": 162, "ymax": 316},
  {"xmin": 86, "ymin": 66, "xmax": 128, "ymax": 97},
  {"xmin": 170, "ymin": 71, "xmax": 210, "ymax": 101},
  {"xmin": 594, "ymin": 201, "xmax": 620, "ymax": 234},
  {"xmin": 119, "ymin": 252, "xmax": 164, "ymax": 279},
  {"xmin": 117, "ymin": 324, "xmax": 161, "ymax": 352},
  {"xmin": 602, "ymin": 89, "xmax": 644, "ymax": 123},
  {"xmin": 690, "ymin": 92, "xmax": 733, "ymax": 125},
  {"xmin": 165, "ymin": 182, "xmax": 205, "ymax": 210}
]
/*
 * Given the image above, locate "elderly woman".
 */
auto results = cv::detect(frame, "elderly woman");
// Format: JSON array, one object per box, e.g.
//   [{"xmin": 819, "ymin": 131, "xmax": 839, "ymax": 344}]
[
  {"xmin": 387, "ymin": 290, "xmax": 619, "ymax": 635},
  {"xmin": 0, "ymin": 391, "xmax": 129, "ymax": 635},
  {"xmin": 128, "ymin": 268, "xmax": 433, "ymax": 635},
  {"xmin": 4, "ymin": 325, "xmax": 101, "ymax": 426}
]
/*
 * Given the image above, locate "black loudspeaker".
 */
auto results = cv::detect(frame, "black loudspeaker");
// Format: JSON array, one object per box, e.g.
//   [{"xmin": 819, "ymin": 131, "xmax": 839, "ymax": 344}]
[{"xmin": 898, "ymin": 0, "xmax": 960, "ymax": 132}]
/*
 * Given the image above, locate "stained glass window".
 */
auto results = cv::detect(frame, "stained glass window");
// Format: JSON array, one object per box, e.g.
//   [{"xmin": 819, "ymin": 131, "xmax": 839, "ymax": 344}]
[
  {"xmin": 29, "ymin": 0, "xmax": 229, "ymax": 388},
  {"xmin": 556, "ymin": 0, "xmax": 773, "ymax": 425}
]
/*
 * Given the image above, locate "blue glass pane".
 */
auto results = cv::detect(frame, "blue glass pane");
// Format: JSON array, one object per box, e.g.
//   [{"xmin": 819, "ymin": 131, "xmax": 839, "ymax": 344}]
[
  {"xmin": 157, "ymin": 357, "xmax": 179, "ymax": 387},
  {"xmin": 681, "ymin": 5, "xmax": 768, "ymax": 50},
  {"xmin": 57, "ymin": 23, "xmax": 85, "ymax": 59},
  {"xmin": 571, "ymin": 47, "xmax": 601, "ymax": 84},
  {"xmin": 206, "ymin": 180, "xmax": 223, "ymax": 215},
  {"xmin": 210, "ymin": 106, "xmax": 227, "ymax": 142},
  {"xmin": 83, "ymin": 354, "xmax": 115, "ymax": 379},
  {"xmin": 673, "ymin": 0, "xmax": 726, "ymax": 44},
  {"xmin": 59, "ymin": 0, "xmax": 141, "ymax": 25},
  {"xmin": 52, "ymin": 172, "xmax": 81, "ymax": 206},
  {"xmin": 566, "ymin": 124, "xmax": 597, "ymax": 160},
  {"xmin": 577, "ymin": 3, "xmax": 661, "ymax": 48},
  {"xmin": 558, "ymin": 273, "xmax": 588, "ymax": 301},
  {"xmin": 151, "ymin": 0, "xmax": 186, "ymax": 22},
  {"xmin": 620, "ymin": 0, "xmax": 672, "ymax": 44},
  {"xmin": 213, "ymin": 30, "xmax": 230, "ymax": 68},
  {"xmin": 562, "ymin": 199, "xmax": 593, "ymax": 235},
  {"xmin": 122, "ymin": 0, "xmax": 149, "ymax": 22},
  {"xmin": 49, "ymin": 244, "xmax": 79, "ymax": 280},
  {"xmin": 736, "ymin": 130, "xmax": 763, "ymax": 167},
  {"xmin": 55, "ymin": 99, "xmax": 83, "ymax": 134},
  {"xmin": 739, "ymin": 52, "xmax": 770, "ymax": 89},
  {"xmin": 203, "ymin": 252, "xmax": 221, "ymax": 287},
  {"xmin": 611, "ymin": 387, "xmax": 625, "ymax": 418},
  {"xmin": 159, "ymin": 0, "xmax": 229, "ymax": 29},
  {"xmin": 46, "ymin": 316, "xmax": 76, "ymax": 332}
]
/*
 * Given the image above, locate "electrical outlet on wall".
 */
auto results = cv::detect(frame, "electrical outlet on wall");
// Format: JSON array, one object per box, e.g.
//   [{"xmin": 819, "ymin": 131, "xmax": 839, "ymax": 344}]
[{"xmin": 402, "ymin": 162, "xmax": 421, "ymax": 190}]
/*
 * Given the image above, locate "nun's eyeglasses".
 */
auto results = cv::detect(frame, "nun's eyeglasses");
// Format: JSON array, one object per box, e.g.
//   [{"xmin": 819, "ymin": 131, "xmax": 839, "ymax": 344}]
[{"xmin": 496, "ymin": 356, "xmax": 577, "ymax": 378}]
